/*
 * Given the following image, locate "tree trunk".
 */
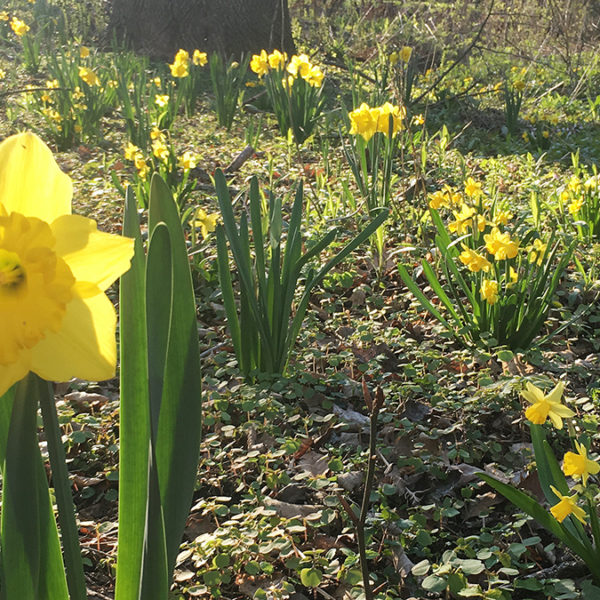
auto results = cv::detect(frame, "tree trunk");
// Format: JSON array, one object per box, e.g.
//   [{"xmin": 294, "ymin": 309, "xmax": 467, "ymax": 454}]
[{"xmin": 108, "ymin": 0, "xmax": 295, "ymax": 59}]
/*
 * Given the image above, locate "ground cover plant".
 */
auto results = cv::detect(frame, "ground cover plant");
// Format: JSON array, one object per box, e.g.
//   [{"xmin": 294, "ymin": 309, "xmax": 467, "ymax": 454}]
[{"xmin": 1, "ymin": 0, "xmax": 600, "ymax": 598}]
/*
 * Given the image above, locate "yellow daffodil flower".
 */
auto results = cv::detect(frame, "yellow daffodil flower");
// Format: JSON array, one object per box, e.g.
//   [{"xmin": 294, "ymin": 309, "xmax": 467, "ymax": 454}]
[
  {"xmin": 549, "ymin": 486, "xmax": 586, "ymax": 523},
  {"xmin": 412, "ymin": 114, "xmax": 425, "ymax": 126},
  {"xmin": 568, "ymin": 198, "xmax": 583, "ymax": 215},
  {"xmin": 374, "ymin": 102, "xmax": 405, "ymax": 136},
  {"xmin": 349, "ymin": 103, "xmax": 378, "ymax": 142},
  {"xmin": 484, "ymin": 228, "xmax": 519, "ymax": 260},
  {"xmin": 448, "ymin": 204, "xmax": 476, "ymax": 235},
  {"xmin": 522, "ymin": 381, "xmax": 574, "ymax": 429},
  {"xmin": 79, "ymin": 66, "xmax": 100, "ymax": 87},
  {"xmin": 399, "ymin": 46, "xmax": 412, "ymax": 62},
  {"xmin": 494, "ymin": 210, "xmax": 512, "ymax": 226},
  {"xmin": 304, "ymin": 65, "xmax": 324, "ymax": 87},
  {"xmin": 124, "ymin": 142, "xmax": 141, "ymax": 161},
  {"xmin": 428, "ymin": 190, "xmax": 448, "ymax": 210},
  {"xmin": 563, "ymin": 441, "xmax": 600, "ymax": 486},
  {"xmin": 154, "ymin": 94, "xmax": 170, "ymax": 107},
  {"xmin": 389, "ymin": 51, "xmax": 399, "ymax": 65},
  {"xmin": 169, "ymin": 49, "xmax": 190, "ymax": 78},
  {"xmin": 152, "ymin": 140, "xmax": 169, "ymax": 162},
  {"xmin": 79, "ymin": 46, "xmax": 90, "ymax": 59},
  {"xmin": 287, "ymin": 54, "xmax": 312, "ymax": 79},
  {"xmin": 192, "ymin": 49, "xmax": 207, "ymax": 66},
  {"xmin": 464, "ymin": 177, "xmax": 483, "ymax": 199},
  {"xmin": 250, "ymin": 50, "xmax": 269, "ymax": 77},
  {"xmin": 459, "ymin": 246, "xmax": 492, "ymax": 272},
  {"xmin": 480, "ymin": 279, "xmax": 498, "ymax": 304},
  {"xmin": 10, "ymin": 16, "xmax": 30, "ymax": 36},
  {"xmin": 0, "ymin": 133, "xmax": 134, "ymax": 395},
  {"xmin": 194, "ymin": 209, "xmax": 219, "ymax": 240},
  {"xmin": 177, "ymin": 151, "xmax": 198, "ymax": 171},
  {"xmin": 527, "ymin": 238, "xmax": 547, "ymax": 266},
  {"xmin": 268, "ymin": 49, "xmax": 287, "ymax": 70}
]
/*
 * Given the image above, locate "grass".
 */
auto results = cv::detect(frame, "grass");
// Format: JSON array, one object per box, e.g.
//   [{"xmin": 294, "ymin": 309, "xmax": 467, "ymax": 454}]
[{"xmin": 2, "ymin": 0, "xmax": 600, "ymax": 598}]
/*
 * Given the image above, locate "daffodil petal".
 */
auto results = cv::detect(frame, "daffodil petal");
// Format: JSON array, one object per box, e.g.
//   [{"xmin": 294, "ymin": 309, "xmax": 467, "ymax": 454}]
[
  {"xmin": 51, "ymin": 214, "xmax": 134, "ymax": 291},
  {"xmin": 551, "ymin": 404, "xmax": 575, "ymax": 418},
  {"xmin": 0, "ymin": 354, "xmax": 31, "ymax": 397},
  {"xmin": 546, "ymin": 382, "xmax": 565, "ymax": 404},
  {"xmin": 0, "ymin": 132, "xmax": 71, "ymax": 221},
  {"xmin": 548, "ymin": 413, "xmax": 563, "ymax": 429},
  {"xmin": 31, "ymin": 286, "xmax": 116, "ymax": 383},
  {"xmin": 521, "ymin": 382, "xmax": 543, "ymax": 405}
]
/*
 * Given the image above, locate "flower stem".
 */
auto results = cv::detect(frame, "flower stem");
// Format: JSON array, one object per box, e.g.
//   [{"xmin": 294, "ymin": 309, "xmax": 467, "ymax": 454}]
[{"xmin": 38, "ymin": 376, "xmax": 87, "ymax": 600}]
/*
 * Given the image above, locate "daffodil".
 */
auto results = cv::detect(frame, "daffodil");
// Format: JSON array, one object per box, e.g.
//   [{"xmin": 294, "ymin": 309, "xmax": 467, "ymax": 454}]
[
  {"xmin": 192, "ymin": 49, "xmax": 207, "ymax": 66},
  {"xmin": 10, "ymin": 16, "xmax": 30, "ymax": 36},
  {"xmin": 563, "ymin": 441, "xmax": 600, "ymax": 486},
  {"xmin": 250, "ymin": 50, "xmax": 269, "ymax": 77},
  {"xmin": 399, "ymin": 46, "xmax": 412, "ymax": 62},
  {"xmin": 177, "ymin": 151, "xmax": 198, "ymax": 171},
  {"xmin": 522, "ymin": 381, "xmax": 574, "ymax": 429},
  {"xmin": 480, "ymin": 279, "xmax": 498, "ymax": 305},
  {"xmin": 428, "ymin": 190, "xmax": 449, "ymax": 210},
  {"xmin": 549, "ymin": 486, "xmax": 586, "ymax": 523},
  {"xmin": 0, "ymin": 132, "xmax": 134, "ymax": 395},
  {"xmin": 268, "ymin": 49, "xmax": 287, "ymax": 70},
  {"xmin": 79, "ymin": 66, "xmax": 100, "ymax": 87},
  {"xmin": 79, "ymin": 45, "xmax": 90, "ymax": 59},
  {"xmin": 484, "ymin": 228, "xmax": 519, "ymax": 260},
  {"xmin": 568, "ymin": 197, "xmax": 583, "ymax": 215},
  {"xmin": 459, "ymin": 246, "xmax": 491, "ymax": 272},
  {"xmin": 194, "ymin": 209, "xmax": 219, "ymax": 240},
  {"xmin": 464, "ymin": 177, "xmax": 483, "ymax": 200},
  {"xmin": 374, "ymin": 102, "xmax": 405, "ymax": 136},
  {"xmin": 287, "ymin": 54, "xmax": 312, "ymax": 79},
  {"xmin": 349, "ymin": 103, "xmax": 378, "ymax": 142},
  {"xmin": 154, "ymin": 94, "xmax": 170, "ymax": 108},
  {"xmin": 527, "ymin": 238, "xmax": 547, "ymax": 266},
  {"xmin": 169, "ymin": 49, "xmax": 190, "ymax": 78}
]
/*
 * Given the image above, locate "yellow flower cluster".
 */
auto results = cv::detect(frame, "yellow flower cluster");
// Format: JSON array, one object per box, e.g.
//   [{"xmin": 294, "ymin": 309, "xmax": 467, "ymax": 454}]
[
  {"xmin": 521, "ymin": 381, "xmax": 599, "ymax": 524},
  {"xmin": 250, "ymin": 50, "xmax": 324, "ymax": 88},
  {"xmin": 389, "ymin": 46, "xmax": 412, "ymax": 65},
  {"xmin": 124, "ymin": 142, "xmax": 150, "ymax": 179},
  {"xmin": 168, "ymin": 48, "xmax": 207, "ymax": 78},
  {"xmin": 348, "ymin": 102, "xmax": 406, "ymax": 142}
]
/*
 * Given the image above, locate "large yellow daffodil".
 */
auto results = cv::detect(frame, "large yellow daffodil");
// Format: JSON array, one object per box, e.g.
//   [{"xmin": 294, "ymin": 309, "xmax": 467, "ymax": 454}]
[{"xmin": 0, "ymin": 132, "xmax": 134, "ymax": 395}]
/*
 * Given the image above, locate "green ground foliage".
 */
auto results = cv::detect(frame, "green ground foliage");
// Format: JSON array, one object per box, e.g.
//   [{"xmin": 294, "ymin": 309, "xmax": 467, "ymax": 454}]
[{"xmin": 1, "ymin": 0, "xmax": 600, "ymax": 597}]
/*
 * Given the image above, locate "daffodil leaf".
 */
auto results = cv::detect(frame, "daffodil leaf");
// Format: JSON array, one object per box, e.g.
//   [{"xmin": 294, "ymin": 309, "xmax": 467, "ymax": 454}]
[
  {"xmin": 1, "ymin": 375, "xmax": 69, "ymax": 600},
  {"xmin": 148, "ymin": 174, "xmax": 202, "ymax": 579},
  {"xmin": 116, "ymin": 189, "xmax": 151, "ymax": 599}
]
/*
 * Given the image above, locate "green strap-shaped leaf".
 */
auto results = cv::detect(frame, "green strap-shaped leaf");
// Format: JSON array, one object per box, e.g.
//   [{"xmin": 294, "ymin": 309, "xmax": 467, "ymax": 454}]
[
  {"xmin": 140, "ymin": 222, "xmax": 172, "ymax": 599},
  {"xmin": 0, "ymin": 375, "xmax": 69, "ymax": 600},
  {"xmin": 148, "ymin": 174, "xmax": 202, "ymax": 579},
  {"xmin": 116, "ymin": 189, "xmax": 152, "ymax": 600},
  {"xmin": 216, "ymin": 225, "xmax": 242, "ymax": 364},
  {"xmin": 39, "ymin": 378, "xmax": 87, "ymax": 600}
]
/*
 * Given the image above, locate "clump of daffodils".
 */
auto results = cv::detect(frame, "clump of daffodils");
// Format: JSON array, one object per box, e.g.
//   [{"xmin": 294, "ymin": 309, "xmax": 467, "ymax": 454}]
[
  {"xmin": 428, "ymin": 176, "xmax": 547, "ymax": 306},
  {"xmin": 250, "ymin": 49, "xmax": 324, "ymax": 88},
  {"xmin": 120, "ymin": 129, "xmax": 201, "ymax": 209},
  {"xmin": 348, "ymin": 102, "xmax": 406, "ymax": 142}
]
